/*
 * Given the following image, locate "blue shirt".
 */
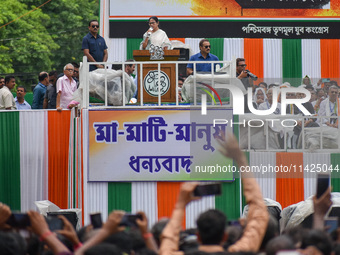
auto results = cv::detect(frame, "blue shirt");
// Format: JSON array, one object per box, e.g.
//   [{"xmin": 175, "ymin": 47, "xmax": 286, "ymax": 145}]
[
  {"xmin": 187, "ymin": 52, "xmax": 219, "ymax": 72},
  {"xmin": 15, "ymin": 97, "xmax": 31, "ymax": 110},
  {"xmin": 82, "ymin": 32, "xmax": 108, "ymax": 71},
  {"xmin": 32, "ymin": 82, "xmax": 47, "ymax": 109}
]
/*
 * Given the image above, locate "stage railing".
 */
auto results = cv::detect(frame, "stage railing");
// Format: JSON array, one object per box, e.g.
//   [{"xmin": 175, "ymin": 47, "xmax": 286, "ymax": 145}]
[
  {"xmin": 79, "ymin": 56, "xmax": 340, "ymax": 152},
  {"xmin": 80, "ymin": 56, "xmax": 237, "ymax": 109},
  {"xmin": 239, "ymin": 114, "xmax": 340, "ymax": 152}
]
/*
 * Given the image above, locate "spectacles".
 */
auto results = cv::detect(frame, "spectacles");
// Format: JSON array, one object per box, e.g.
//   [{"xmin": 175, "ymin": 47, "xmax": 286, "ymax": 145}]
[
  {"xmin": 74, "ymin": 70, "xmax": 79, "ymax": 73},
  {"xmin": 92, "ymin": 25, "xmax": 99, "ymax": 28},
  {"xmin": 330, "ymin": 91, "xmax": 338, "ymax": 94},
  {"xmin": 238, "ymin": 64, "xmax": 247, "ymax": 67},
  {"xmin": 204, "ymin": 45, "xmax": 211, "ymax": 49},
  {"xmin": 66, "ymin": 69, "xmax": 74, "ymax": 72}
]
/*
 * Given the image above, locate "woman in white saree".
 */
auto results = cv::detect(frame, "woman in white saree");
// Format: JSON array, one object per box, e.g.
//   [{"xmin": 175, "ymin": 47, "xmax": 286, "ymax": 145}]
[{"xmin": 140, "ymin": 16, "xmax": 171, "ymax": 50}]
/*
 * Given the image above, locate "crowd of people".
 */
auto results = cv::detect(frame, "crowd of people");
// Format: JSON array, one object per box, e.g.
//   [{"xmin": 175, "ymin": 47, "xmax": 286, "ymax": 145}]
[
  {"xmin": 0, "ymin": 63, "xmax": 80, "ymax": 111},
  {"xmin": 0, "ymin": 19, "xmax": 104, "ymax": 111},
  {"xmin": 248, "ymin": 74, "xmax": 340, "ymax": 148},
  {"xmin": 1, "ymin": 15, "xmax": 340, "ymax": 255},
  {"xmin": 0, "ymin": 133, "xmax": 338, "ymax": 255}
]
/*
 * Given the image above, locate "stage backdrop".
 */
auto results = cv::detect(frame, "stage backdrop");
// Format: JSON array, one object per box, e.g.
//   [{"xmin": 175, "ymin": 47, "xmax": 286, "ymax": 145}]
[
  {"xmin": 107, "ymin": 0, "xmax": 340, "ymax": 38},
  {"xmin": 109, "ymin": 0, "xmax": 335, "ymax": 18}
]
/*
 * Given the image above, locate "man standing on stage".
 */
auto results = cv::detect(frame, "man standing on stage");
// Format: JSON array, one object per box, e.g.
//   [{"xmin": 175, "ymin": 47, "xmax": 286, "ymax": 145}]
[
  {"xmin": 81, "ymin": 20, "xmax": 108, "ymax": 71},
  {"xmin": 186, "ymin": 39, "xmax": 219, "ymax": 76}
]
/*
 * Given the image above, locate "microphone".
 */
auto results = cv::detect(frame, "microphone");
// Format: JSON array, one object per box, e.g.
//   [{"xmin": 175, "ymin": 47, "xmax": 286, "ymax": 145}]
[{"xmin": 246, "ymin": 69, "xmax": 258, "ymax": 81}]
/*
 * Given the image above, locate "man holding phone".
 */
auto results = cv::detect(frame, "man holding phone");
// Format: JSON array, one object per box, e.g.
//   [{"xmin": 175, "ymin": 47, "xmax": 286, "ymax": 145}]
[{"xmin": 160, "ymin": 133, "xmax": 269, "ymax": 254}]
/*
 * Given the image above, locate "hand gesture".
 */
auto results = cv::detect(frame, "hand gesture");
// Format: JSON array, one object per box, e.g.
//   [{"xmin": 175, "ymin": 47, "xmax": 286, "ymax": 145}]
[
  {"xmin": 27, "ymin": 211, "xmax": 50, "ymax": 236},
  {"xmin": 313, "ymin": 187, "xmax": 332, "ymax": 218},
  {"xmin": 136, "ymin": 211, "xmax": 148, "ymax": 234},
  {"xmin": 0, "ymin": 203, "xmax": 11, "ymax": 229},
  {"xmin": 176, "ymin": 182, "xmax": 200, "ymax": 209},
  {"xmin": 238, "ymin": 71, "xmax": 248, "ymax": 79},
  {"xmin": 103, "ymin": 210, "xmax": 125, "ymax": 235},
  {"xmin": 56, "ymin": 215, "xmax": 80, "ymax": 245},
  {"xmin": 216, "ymin": 132, "xmax": 243, "ymax": 161}
]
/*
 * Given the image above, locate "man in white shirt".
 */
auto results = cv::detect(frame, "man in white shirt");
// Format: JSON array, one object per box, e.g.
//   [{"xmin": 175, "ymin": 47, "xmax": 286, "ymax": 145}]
[
  {"xmin": 318, "ymin": 85, "xmax": 339, "ymax": 128},
  {"xmin": 0, "ymin": 76, "xmax": 17, "ymax": 110},
  {"xmin": 56, "ymin": 63, "xmax": 77, "ymax": 112}
]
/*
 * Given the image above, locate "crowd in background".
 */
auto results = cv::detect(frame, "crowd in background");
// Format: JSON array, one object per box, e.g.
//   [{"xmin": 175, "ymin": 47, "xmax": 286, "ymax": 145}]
[{"xmin": 0, "ymin": 62, "xmax": 79, "ymax": 111}]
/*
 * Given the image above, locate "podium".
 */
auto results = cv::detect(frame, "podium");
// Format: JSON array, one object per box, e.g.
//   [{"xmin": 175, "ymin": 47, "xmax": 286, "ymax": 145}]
[{"xmin": 133, "ymin": 50, "xmax": 180, "ymax": 103}]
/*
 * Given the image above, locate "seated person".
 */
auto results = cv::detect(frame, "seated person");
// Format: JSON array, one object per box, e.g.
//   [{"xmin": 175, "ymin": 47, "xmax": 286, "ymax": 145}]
[
  {"xmin": 318, "ymin": 85, "xmax": 340, "ymax": 128},
  {"xmin": 258, "ymin": 82, "xmax": 267, "ymax": 92},
  {"xmin": 258, "ymin": 88, "xmax": 281, "ymax": 114},
  {"xmin": 286, "ymin": 91, "xmax": 318, "ymax": 148},
  {"xmin": 186, "ymin": 39, "xmax": 219, "ymax": 76},
  {"xmin": 312, "ymin": 88, "xmax": 326, "ymax": 114},
  {"xmin": 253, "ymin": 87, "xmax": 267, "ymax": 109},
  {"xmin": 140, "ymin": 16, "xmax": 171, "ymax": 50}
]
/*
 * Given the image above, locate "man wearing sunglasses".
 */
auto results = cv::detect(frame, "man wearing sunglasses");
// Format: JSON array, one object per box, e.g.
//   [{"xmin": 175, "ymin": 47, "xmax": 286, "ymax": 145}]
[
  {"xmin": 236, "ymin": 58, "xmax": 254, "ymax": 89},
  {"xmin": 82, "ymin": 20, "xmax": 108, "ymax": 71},
  {"xmin": 186, "ymin": 39, "xmax": 219, "ymax": 76}
]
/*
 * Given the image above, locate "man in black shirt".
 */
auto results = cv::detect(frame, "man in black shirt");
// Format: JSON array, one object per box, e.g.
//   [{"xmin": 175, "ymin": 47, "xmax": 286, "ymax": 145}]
[{"xmin": 43, "ymin": 70, "xmax": 58, "ymax": 109}]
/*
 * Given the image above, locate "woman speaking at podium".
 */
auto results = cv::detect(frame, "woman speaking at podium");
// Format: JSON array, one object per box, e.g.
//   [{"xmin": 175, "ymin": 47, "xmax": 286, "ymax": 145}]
[{"xmin": 140, "ymin": 16, "xmax": 171, "ymax": 50}]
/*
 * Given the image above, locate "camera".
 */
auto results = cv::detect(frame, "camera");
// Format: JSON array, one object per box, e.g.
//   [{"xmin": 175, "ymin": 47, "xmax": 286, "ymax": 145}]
[{"xmin": 246, "ymin": 70, "xmax": 258, "ymax": 81}]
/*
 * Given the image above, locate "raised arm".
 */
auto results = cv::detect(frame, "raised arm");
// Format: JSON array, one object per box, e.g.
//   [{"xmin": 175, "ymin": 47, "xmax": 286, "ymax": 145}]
[
  {"xmin": 159, "ymin": 182, "xmax": 199, "ymax": 255},
  {"xmin": 28, "ymin": 211, "xmax": 71, "ymax": 254},
  {"xmin": 75, "ymin": 210, "xmax": 125, "ymax": 255},
  {"xmin": 0, "ymin": 203, "xmax": 11, "ymax": 230},
  {"xmin": 313, "ymin": 187, "xmax": 332, "ymax": 230},
  {"xmin": 136, "ymin": 211, "xmax": 158, "ymax": 253},
  {"xmin": 217, "ymin": 132, "xmax": 269, "ymax": 253}
]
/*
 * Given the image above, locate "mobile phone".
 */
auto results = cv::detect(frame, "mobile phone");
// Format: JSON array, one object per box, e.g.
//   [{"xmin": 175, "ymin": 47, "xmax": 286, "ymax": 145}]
[
  {"xmin": 277, "ymin": 251, "xmax": 301, "ymax": 255},
  {"xmin": 228, "ymin": 220, "xmax": 241, "ymax": 227},
  {"xmin": 90, "ymin": 212, "xmax": 102, "ymax": 229},
  {"xmin": 325, "ymin": 217, "xmax": 338, "ymax": 233},
  {"xmin": 46, "ymin": 216, "xmax": 64, "ymax": 231},
  {"xmin": 120, "ymin": 213, "xmax": 142, "ymax": 227},
  {"xmin": 6, "ymin": 213, "xmax": 31, "ymax": 228},
  {"xmin": 322, "ymin": 78, "xmax": 330, "ymax": 83},
  {"xmin": 193, "ymin": 183, "xmax": 222, "ymax": 197},
  {"xmin": 316, "ymin": 174, "xmax": 330, "ymax": 198}
]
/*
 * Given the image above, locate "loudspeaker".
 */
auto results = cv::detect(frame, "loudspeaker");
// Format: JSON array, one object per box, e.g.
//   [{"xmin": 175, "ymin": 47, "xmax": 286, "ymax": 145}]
[
  {"xmin": 47, "ymin": 211, "xmax": 78, "ymax": 230},
  {"xmin": 173, "ymin": 48, "xmax": 190, "ymax": 77},
  {"xmin": 173, "ymin": 48, "xmax": 190, "ymax": 61}
]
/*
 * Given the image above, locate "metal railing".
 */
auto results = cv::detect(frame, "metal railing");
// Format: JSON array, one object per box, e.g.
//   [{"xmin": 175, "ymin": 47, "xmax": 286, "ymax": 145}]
[
  {"xmin": 79, "ymin": 56, "xmax": 340, "ymax": 152},
  {"xmin": 80, "ymin": 56, "xmax": 236, "ymax": 109},
  {"xmin": 239, "ymin": 114, "xmax": 340, "ymax": 152}
]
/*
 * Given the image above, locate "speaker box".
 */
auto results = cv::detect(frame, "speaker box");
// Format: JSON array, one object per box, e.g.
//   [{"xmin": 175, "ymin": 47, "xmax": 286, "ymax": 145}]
[
  {"xmin": 173, "ymin": 48, "xmax": 190, "ymax": 61},
  {"xmin": 47, "ymin": 211, "xmax": 78, "ymax": 230},
  {"xmin": 173, "ymin": 48, "xmax": 190, "ymax": 77}
]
